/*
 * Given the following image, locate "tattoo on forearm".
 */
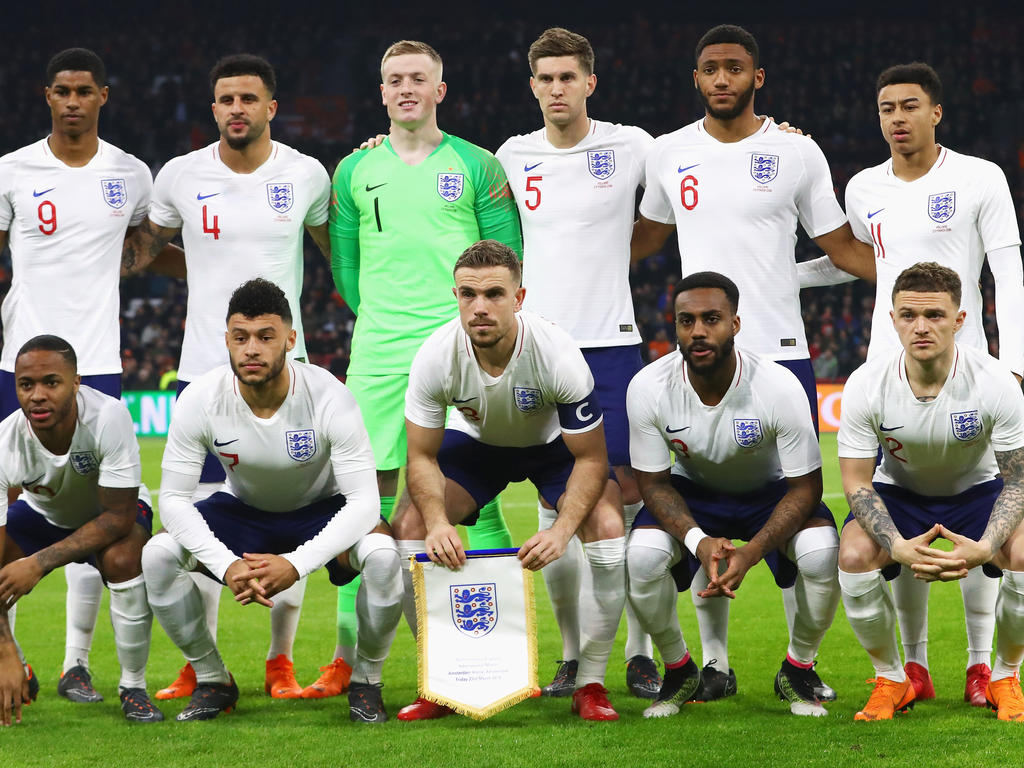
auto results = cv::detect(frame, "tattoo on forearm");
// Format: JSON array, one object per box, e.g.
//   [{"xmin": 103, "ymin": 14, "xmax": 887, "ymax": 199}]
[
  {"xmin": 752, "ymin": 493, "xmax": 812, "ymax": 555},
  {"xmin": 644, "ymin": 482, "xmax": 698, "ymax": 544},
  {"xmin": 121, "ymin": 220, "xmax": 174, "ymax": 273},
  {"xmin": 847, "ymin": 486, "xmax": 899, "ymax": 552},
  {"xmin": 984, "ymin": 447, "xmax": 1024, "ymax": 552},
  {"xmin": 35, "ymin": 512, "xmax": 127, "ymax": 574}
]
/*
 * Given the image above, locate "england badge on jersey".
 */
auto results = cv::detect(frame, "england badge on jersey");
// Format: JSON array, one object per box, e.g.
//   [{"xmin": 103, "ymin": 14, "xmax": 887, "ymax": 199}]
[
  {"xmin": 267, "ymin": 183, "xmax": 294, "ymax": 213},
  {"xmin": 750, "ymin": 154, "xmax": 779, "ymax": 184},
  {"xmin": 70, "ymin": 451, "xmax": 99, "ymax": 475},
  {"xmin": 450, "ymin": 583, "xmax": 497, "ymax": 638},
  {"xmin": 285, "ymin": 429, "xmax": 317, "ymax": 461},
  {"xmin": 928, "ymin": 191, "xmax": 956, "ymax": 223},
  {"xmin": 733, "ymin": 418, "xmax": 763, "ymax": 448},
  {"xmin": 950, "ymin": 410, "xmax": 981, "ymax": 442},
  {"xmin": 513, "ymin": 387, "xmax": 544, "ymax": 412},
  {"xmin": 587, "ymin": 150, "xmax": 616, "ymax": 180},
  {"xmin": 100, "ymin": 178, "xmax": 127, "ymax": 209},
  {"xmin": 438, "ymin": 173, "xmax": 464, "ymax": 202}
]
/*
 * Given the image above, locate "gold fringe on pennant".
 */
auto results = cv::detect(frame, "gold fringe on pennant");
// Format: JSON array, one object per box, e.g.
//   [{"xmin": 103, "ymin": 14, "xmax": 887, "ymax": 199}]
[{"xmin": 413, "ymin": 558, "xmax": 541, "ymax": 720}]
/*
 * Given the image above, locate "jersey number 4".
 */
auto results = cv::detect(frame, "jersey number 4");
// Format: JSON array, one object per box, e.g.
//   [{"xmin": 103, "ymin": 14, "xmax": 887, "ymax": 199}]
[
  {"xmin": 202, "ymin": 205, "xmax": 221, "ymax": 240},
  {"xmin": 37, "ymin": 200, "xmax": 57, "ymax": 235}
]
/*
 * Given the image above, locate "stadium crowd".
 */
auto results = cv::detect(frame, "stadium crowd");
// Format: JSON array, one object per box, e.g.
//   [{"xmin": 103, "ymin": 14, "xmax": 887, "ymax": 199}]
[{"xmin": 2, "ymin": 4, "xmax": 1020, "ymax": 380}]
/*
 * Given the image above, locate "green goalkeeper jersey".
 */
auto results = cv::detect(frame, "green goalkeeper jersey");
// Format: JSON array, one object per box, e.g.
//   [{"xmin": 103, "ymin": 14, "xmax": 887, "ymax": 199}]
[{"xmin": 330, "ymin": 133, "xmax": 522, "ymax": 375}]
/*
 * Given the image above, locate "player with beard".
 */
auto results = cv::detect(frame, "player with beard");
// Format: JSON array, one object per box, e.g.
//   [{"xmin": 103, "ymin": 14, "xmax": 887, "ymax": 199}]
[
  {"xmin": 121, "ymin": 54, "xmax": 332, "ymax": 701},
  {"xmin": 625, "ymin": 271, "xmax": 840, "ymax": 717},
  {"xmin": 629, "ymin": 24, "xmax": 872, "ymax": 699}
]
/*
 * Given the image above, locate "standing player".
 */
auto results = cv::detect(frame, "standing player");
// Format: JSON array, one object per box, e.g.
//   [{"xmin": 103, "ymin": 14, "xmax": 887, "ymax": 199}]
[
  {"xmin": 322, "ymin": 40, "xmax": 522, "ymax": 698},
  {"xmin": 0, "ymin": 48, "xmax": 154, "ymax": 705},
  {"xmin": 0, "ymin": 336, "xmax": 161, "ymax": 724},
  {"xmin": 142, "ymin": 279, "xmax": 403, "ymax": 723},
  {"xmin": 495, "ymin": 27, "xmax": 659, "ymax": 699},
  {"xmin": 626, "ymin": 272, "xmax": 840, "ymax": 718},
  {"xmin": 800, "ymin": 63, "xmax": 1024, "ymax": 705},
  {"xmin": 121, "ymin": 54, "xmax": 331, "ymax": 700},
  {"xmin": 837, "ymin": 262, "xmax": 1024, "ymax": 722},
  {"xmin": 393, "ymin": 240, "xmax": 626, "ymax": 721},
  {"xmin": 629, "ymin": 23, "xmax": 873, "ymax": 697}
]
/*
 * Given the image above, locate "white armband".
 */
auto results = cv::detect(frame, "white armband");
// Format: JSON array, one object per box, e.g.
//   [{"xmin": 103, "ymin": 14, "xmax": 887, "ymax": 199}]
[{"xmin": 684, "ymin": 526, "xmax": 708, "ymax": 557}]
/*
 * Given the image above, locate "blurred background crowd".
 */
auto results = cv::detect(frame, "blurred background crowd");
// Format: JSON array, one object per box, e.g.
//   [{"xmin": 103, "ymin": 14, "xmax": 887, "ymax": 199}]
[{"xmin": 1, "ymin": 1, "xmax": 1020, "ymax": 388}]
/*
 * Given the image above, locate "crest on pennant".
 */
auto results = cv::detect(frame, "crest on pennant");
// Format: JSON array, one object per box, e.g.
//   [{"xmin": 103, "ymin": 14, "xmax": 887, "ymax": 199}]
[
  {"xmin": 267, "ymin": 182, "xmax": 294, "ymax": 213},
  {"xmin": 928, "ymin": 191, "xmax": 956, "ymax": 223},
  {"xmin": 437, "ymin": 173, "xmax": 464, "ymax": 202},
  {"xmin": 450, "ymin": 583, "xmax": 497, "ymax": 638},
  {"xmin": 587, "ymin": 149, "xmax": 615, "ymax": 180},
  {"xmin": 733, "ymin": 418, "xmax": 763, "ymax": 448},
  {"xmin": 100, "ymin": 178, "xmax": 127, "ymax": 209},
  {"xmin": 513, "ymin": 386, "xmax": 543, "ymax": 412},
  {"xmin": 70, "ymin": 451, "xmax": 99, "ymax": 475},
  {"xmin": 750, "ymin": 153, "xmax": 779, "ymax": 184},
  {"xmin": 285, "ymin": 429, "xmax": 317, "ymax": 461},
  {"xmin": 950, "ymin": 410, "xmax": 981, "ymax": 442}
]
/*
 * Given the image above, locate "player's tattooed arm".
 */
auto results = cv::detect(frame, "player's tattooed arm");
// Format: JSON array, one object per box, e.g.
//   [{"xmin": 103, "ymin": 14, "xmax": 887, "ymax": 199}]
[
  {"xmin": 982, "ymin": 447, "xmax": 1024, "ymax": 554},
  {"xmin": 635, "ymin": 468, "xmax": 701, "ymax": 543},
  {"xmin": 845, "ymin": 485, "xmax": 900, "ymax": 552},
  {"xmin": 121, "ymin": 218, "xmax": 180, "ymax": 276},
  {"xmin": 305, "ymin": 222, "xmax": 331, "ymax": 263},
  {"xmin": 747, "ymin": 470, "xmax": 821, "ymax": 560}
]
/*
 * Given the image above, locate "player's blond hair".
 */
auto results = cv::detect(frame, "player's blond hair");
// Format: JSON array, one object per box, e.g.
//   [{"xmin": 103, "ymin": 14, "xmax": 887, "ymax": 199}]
[
  {"xmin": 892, "ymin": 262, "xmax": 962, "ymax": 306},
  {"xmin": 454, "ymin": 240, "xmax": 522, "ymax": 286},
  {"xmin": 528, "ymin": 27, "xmax": 595, "ymax": 75},
  {"xmin": 380, "ymin": 40, "xmax": 443, "ymax": 81}
]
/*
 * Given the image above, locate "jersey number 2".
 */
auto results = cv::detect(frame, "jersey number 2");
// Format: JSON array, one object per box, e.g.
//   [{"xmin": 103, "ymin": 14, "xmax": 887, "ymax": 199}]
[
  {"xmin": 37, "ymin": 200, "xmax": 57, "ymax": 235},
  {"xmin": 202, "ymin": 205, "xmax": 221, "ymax": 240}
]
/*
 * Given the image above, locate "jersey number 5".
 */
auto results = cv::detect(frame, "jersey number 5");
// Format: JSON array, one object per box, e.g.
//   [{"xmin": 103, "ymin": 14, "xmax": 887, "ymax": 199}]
[
  {"xmin": 525, "ymin": 176, "xmax": 542, "ymax": 211},
  {"xmin": 202, "ymin": 205, "xmax": 221, "ymax": 240},
  {"xmin": 679, "ymin": 175, "xmax": 698, "ymax": 211},
  {"xmin": 37, "ymin": 200, "xmax": 57, "ymax": 235}
]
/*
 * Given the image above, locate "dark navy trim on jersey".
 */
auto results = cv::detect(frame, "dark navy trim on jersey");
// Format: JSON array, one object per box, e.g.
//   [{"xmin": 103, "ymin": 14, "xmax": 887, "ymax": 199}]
[{"xmin": 556, "ymin": 390, "xmax": 603, "ymax": 434}]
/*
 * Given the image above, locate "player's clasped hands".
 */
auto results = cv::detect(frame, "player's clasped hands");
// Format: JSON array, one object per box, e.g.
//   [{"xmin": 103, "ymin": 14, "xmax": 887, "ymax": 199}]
[
  {"xmin": 891, "ymin": 523, "xmax": 969, "ymax": 582},
  {"xmin": 226, "ymin": 553, "xmax": 301, "ymax": 607},
  {"xmin": 425, "ymin": 523, "xmax": 467, "ymax": 570},
  {"xmin": 517, "ymin": 529, "xmax": 569, "ymax": 572},
  {"xmin": 908, "ymin": 523, "xmax": 990, "ymax": 582},
  {"xmin": 0, "ymin": 556, "xmax": 46, "ymax": 610},
  {"xmin": 695, "ymin": 536, "xmax": 738, "ymax": 598}
]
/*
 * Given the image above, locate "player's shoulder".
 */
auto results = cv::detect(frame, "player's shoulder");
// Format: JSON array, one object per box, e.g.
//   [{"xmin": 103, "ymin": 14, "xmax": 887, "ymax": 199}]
[
  {"xmin": 520, "ymin": 310, "xmax": 578, "ymax": 349},
  {"xmin": 847, "ymin": 158, "xmax": 891, "ymax": 191},
  {"xmin": 77, "ymin": 385, "xmax": 134, "ymax": 431},
  {"xmin": 155, "ymin": 144, "xmax": 214, "ymax": 182},
  {"xmin": 445, "ymin": 133, "xmax": 502, "ymax": 170},
  {"xmin": 496, "ymin": 127, "xmax": 545, "ymax": 158},
  {"xmin": 957, "ymin": 343, "xmax": 1018, "ymax": 382},
  {"xmin": 943, "ymin": 147, "xmax": 1008, "ymax": 183},
  {"xmin": 650, "ymin": 119, "xmax": 701, "ymax": 150},
  {"xmin": 845, "ymin": 352, "xmax": 896, "ymax": 396},
  {"xmin": 631, "ymin": 348, "xmax": 680, "ymax": 392},
  {"xmin": 0, "ymin": 138, "xmax": 47, "ymax": 169},
  {"xmin": 0, "ymin": 407, "xmax": 26, "ymax": 445},
  {"xmin": 743, "ymin": 350, "xmax": 806, "ymax": 394},
  {"xmin": 419, "ymin": 316, "xmax": 463, "ymax": 353},
  {"xmin": 98, "ymin": 139, "xmax": 150, "ymax": 174},
  {"xmin": 179, "ymin": 365, "xmax": 234, "ymax": 405},
  {"xmin": 271, "ymin": 141, "xmax": 325, "ymax": 172}
]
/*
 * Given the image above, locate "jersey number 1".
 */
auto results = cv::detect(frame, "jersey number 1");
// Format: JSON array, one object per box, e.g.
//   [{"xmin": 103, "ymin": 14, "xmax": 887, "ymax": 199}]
[{"xmin": 202, "ymin": 205, "xmax": 221, "ymax": 240}]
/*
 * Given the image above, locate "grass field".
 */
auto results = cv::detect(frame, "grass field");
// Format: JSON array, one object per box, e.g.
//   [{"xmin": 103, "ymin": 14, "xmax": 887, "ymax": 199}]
[{"xmin": 4, "ymin": 434, "xmax": 1016, "ymax": 767}]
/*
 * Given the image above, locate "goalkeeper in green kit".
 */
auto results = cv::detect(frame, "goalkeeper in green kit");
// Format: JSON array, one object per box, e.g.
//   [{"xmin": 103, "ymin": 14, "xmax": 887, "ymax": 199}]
[{"xmin": 300, "ymin": 40, "xmax": 523, "ymax": 701}]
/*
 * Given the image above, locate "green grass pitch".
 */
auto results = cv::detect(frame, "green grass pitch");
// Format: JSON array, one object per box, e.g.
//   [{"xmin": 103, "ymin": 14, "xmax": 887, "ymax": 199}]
[{"xmin": 4, "ymin": 435, "xmax": 1015, "ymax": 766}]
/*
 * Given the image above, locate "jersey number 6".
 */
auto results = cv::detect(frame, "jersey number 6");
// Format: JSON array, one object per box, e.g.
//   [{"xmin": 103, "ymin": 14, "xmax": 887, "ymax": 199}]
[{"xmin": 679, "ymin": 175, "xmax": 698, "ymax": 211}]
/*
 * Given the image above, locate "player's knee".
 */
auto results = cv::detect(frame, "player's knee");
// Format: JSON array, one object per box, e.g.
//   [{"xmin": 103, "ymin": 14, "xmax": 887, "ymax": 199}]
[
  {"xmin": 98, "ymin": 540, "xmax": 144, "ymax": 583},
  {"xmin": 580, "ymin": 499, "xmax": 625, "ymax": 542},
  {"xmin": 627, "ymin": 542, "xmax": 671, "ymax": 585},
  {"xmin": 141, "ymin": 532, "xmax": 187, "ymax": 592},
  {"xmin": 837, "ymin": 539, "xmax": 880, "ymax": 573},
  {"xmin": 792, "ymin": 526, "xmax": 839, "ymax": 582}
]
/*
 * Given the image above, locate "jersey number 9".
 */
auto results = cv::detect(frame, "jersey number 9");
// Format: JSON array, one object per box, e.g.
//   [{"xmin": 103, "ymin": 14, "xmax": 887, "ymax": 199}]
[{"xmin": 37, "ymin": 200, "xmax": 57, "ymax": 235}]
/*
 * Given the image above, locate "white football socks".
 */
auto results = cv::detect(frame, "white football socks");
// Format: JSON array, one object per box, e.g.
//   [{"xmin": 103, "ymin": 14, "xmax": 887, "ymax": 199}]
[
  {"xmin": 992, "ymin": 570, "xmax": 1024, "ymax": 681},
  {"xmin": 63, "ymin": 561, "xmax": 103, "ymax": 673},
  {"xmin": 266, "ymin": 576, "xmax": 307, "ymax": 661},
  {"xmin": 351, "ymin": 534, "xmax": 403, "ymax": 686},
  {"xmin": 622, "ymin": 501, "xmax": 654, "ymax": 661},
  {"xmin": 962, "ymin": 566, "xmax": 997, "ymax": 669},
  {"xmin": 395, "ymin": 540, "xmax": 426, "ymax": 637},
  {"xmin": 691, "ymin": 567, "xmax": 730, "ymax": 672},
  {"xmin": 892, "ymin": 567, "xmax": 929, "ymax": 667},
  {"xmin": 538, "ymin": 502, "xmax": 582, "ymax": 660},
  {"xmin": 577, "ymin": 537, "xmax": 626, "ymax": 688},
  {"xmin": 107, "ymin": 574, "xmax": 152, "ymax": 690},
  {"xmin": 839, "ymin": 568, "xmax": 905, "ymax": 682},
  {"xmin": 627, "ymin": 529, "xmax": 687, "ymax": 665},
  {"xmin": 784, "ymin": 526, "xmax": 840, "ymax": 665}
]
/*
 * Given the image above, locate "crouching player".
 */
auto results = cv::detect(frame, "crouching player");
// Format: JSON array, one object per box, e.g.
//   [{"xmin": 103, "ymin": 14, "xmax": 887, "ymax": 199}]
[
  {"xmin": 0, "ymin": 335, "xmax": 160, "ymax": 725},
  {"xmin": 838, "ymin": 262, "xmax": 1024, "ymax": 721},
  {"xmin": 626, "ymin": 272, "xmax": 840, "ymax": 718},
  {"xmin": 142, "ymin": 279, "xmax": 403, "ymax": 723},
  {"xmin": 392, "ymin": 240, "xmax": 627, "ymax": 721}
]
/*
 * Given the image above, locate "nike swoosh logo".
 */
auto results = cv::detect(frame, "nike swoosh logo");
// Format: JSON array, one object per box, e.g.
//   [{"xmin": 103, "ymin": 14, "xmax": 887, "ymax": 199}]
[
  {"xmin": 213, "ymin": 438, "xmax": 238, "ymax": 447},
  {"xmin": 197, "ymin": 192, "xmax": 220, "ymax": 201},
  {"xmin": 867, "ymin": 208, "xmax": 885, "ymax": 219},
  {"xmin": 350, "ymin": 708, "xmax": 381, "ymax": 722},
  {"xmin": 665, "ymin": 426, "xmax": 690, "ymax": 433},
  {"xmin": 32, "ymin": 188, "xmax": 55, "ymax": 197},
  {"xmin": 365, "ymin": 183, "xmax": 387, "ymax": 192},
  {"xmin": 677, "ymin": 164, "xmax": 700, "ymax": 173},
  {"xmin": 524, "ymin": 162, "xmax": 543, "ymax": 172},
  {"xmin": 453, "ymin": 397, "xmax": 477, "ymax": 404},
  {"xmin": 878, "ymin": 424, "xmax": 903, "ymax": 432}
]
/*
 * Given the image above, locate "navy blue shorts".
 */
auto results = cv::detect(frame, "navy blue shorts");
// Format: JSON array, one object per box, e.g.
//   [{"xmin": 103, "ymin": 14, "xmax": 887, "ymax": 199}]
[
  {"xmin": 582, "ymin": 345, "xmax": 643, "ymax": 467},
  {"xmin": 438, "ymin": 430, "xmax": 575, "ymax": 521},
  {"xmin": 194, "ymin": 491, "xmax": 357, "ymax": 586},
  {"xmin": 633, "ymin": 475, "xmax": 835, "ymax": 591},
  {"xmin": 776, "ymin": 358, "xmax": 818, "ymax": 434},
  {"xmin": 0, "ymin": 371, "xmax": 122, "ymax": 420},
  {"xmin": 842, "ymin": 480, "xmax": 1004, "ymax": 580},
  {"xmin": 177, "ymin": 379, "xmax": 226, "ymax": 484},
  {"xmin": 5, "ymin": 498, "xmax": 153, "ymax": 569}
]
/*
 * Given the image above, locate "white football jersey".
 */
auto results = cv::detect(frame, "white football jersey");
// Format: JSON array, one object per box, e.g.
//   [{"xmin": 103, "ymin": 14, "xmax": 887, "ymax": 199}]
[
  {"xmin": 406, "ymin": 311, "xmax": 601, "ymax": 447},
  {"xmin": 640, "ymin": 118, "xmax": 847, "ymax": 360},
  {"xmin": 846, "ymin": 147, "xmax": 1024, "ymax": 372},
  {"xmin": 0, "ymin": 138, "xmax": 151, "ymax": 375},
  {"xmin": 627, "ymin": 349, "xmax": 822, "ymax": 494},
  {"xmin": 149, "ymin": 141, "xmax": 330, "ymax": 381},
  {"xmin": 838, "ymin": 345, "xmax": 1024, "ymax": 497},
  {"xmin": 0, "ymin": 385, "xmax": 150, "ymax": 529},
  {"xmin": 161, "ymin": 361, "xmax": 378, "ymax": 577},
  {"xmin": 496, "ymin": 121, "xmax": 653, "ymax": 347}
]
